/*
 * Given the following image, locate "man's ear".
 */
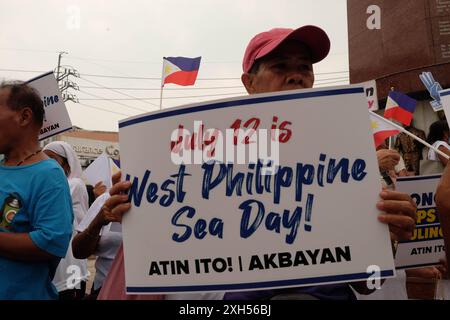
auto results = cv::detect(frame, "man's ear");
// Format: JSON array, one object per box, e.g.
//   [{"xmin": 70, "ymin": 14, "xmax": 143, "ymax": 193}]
[
  {"xmin": 18, "ymin": 107, "xmax": 34, "ymax": 127},
  {"xmin": 241, "ymin": 73, "xmax": 255, "ymax": 94}
]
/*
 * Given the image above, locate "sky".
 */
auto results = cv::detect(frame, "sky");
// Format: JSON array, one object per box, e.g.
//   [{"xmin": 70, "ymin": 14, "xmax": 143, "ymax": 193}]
[{"xmin": 0, "ymin": 0, "xmax": 349, "ymax": 132}]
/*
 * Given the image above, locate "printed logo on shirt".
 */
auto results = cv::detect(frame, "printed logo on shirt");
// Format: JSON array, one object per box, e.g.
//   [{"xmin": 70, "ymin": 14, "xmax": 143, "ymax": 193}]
[{"xmin": 0, "ymin": 193, "xmax": 22, "ymax": 231}]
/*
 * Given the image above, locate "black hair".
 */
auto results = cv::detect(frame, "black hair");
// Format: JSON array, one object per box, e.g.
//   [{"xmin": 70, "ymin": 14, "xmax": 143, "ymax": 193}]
[
  {"xmin": 0, "ymin": 81, "xmax": 44, "ymax": 127},
  {"xmin": 427, "ymin": 120, "xmax": 450, "ymax": 144},
  {"xmin": 248, "ymin": 59, "xmax": 261, "ymax": 74}
]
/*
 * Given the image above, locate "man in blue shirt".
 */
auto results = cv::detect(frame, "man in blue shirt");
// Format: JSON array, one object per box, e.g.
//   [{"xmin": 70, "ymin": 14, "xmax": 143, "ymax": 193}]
[{"xmin": 0, "ymin": 81, "xmax": 73, "ymax": 299}]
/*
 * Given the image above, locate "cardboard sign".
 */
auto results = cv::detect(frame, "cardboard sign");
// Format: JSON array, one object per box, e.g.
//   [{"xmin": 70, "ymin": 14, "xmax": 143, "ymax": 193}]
[
  {"xmin": 362, "ymin": 80, "xmax": 379, "ymax": 111},
  {"xmin": 395, "ymin": 175, "xmax": 445, "ymax": 269},
  {"xmin": 83, "ymin": 152, "xmax": 113, "ymax": 189},
  {"xmin": 27, "ymin": 71, "xmax": 73, "ymax": 140},
  {"xmin": 440, "ymin": 89, "xmax": 450, "ymax": 123},
  {"xmin": 119, "ymin": 85, "xmax": 395, "ymax": 294}
]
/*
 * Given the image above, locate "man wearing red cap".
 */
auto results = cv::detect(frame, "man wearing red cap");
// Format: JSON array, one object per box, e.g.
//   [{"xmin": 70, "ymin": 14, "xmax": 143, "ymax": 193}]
[{"xmin": 223, "ymin": 26, "xmax": 417, "ymax": 300}]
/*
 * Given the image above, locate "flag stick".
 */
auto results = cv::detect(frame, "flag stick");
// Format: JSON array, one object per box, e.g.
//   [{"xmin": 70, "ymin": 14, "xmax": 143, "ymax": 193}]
[
  {"xmin": 160, "ymin": 85, "xmax": 164, "ymax": 110},
  {"xmin": 160, "ymin": 58, "xmax": 166, "ymax": 110},
  {"xmin": 370, "ymin": 111, "xmax": 450, "ymax": 160}
]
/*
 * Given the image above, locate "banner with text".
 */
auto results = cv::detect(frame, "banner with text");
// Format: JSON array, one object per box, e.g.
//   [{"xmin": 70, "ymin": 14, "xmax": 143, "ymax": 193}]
[
  {"xmin": 395, "ymin": 175, "xmax": 445, "ymax": 269},
  {"xmin": 119, "ymin": 85, "xmax": 395, "ymax": 294},
  {"xmin": 27, "ymin": 71, "xmax": 72, "ymax": 140},
  {"xmin": 363, "ymin": 80, "xmax": 379, "ymax": 111}
]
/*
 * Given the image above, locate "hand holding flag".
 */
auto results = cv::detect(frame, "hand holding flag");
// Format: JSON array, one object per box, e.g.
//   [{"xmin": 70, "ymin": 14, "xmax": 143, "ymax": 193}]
[{"xmin": 369, "ymin": 111, "xmax": 450, "ymax": 160}]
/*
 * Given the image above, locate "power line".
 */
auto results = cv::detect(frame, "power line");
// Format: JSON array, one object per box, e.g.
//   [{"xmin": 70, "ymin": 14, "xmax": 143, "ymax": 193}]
[
  {"xmin": 1, "ymin": 67, "xmax": 349, "ymax": 80},
  {"xmin": 314, "ymin": 80, "xmax": 350, "ymax": 87},
  {"xmin": 79, "ymin": 85, "xmax": 245, "ymax": 91},
  {"xmin": 80, "ymin": 72, "xmax": 349, "ymax": 81},
  {"xmin": 77, "ymin": 76, "xmax": 347, "ymax": 91},
  {"xmin": 78, "ymin": 89, "xmax": 152, "ymax": 112},
  {"xmin": 66, "ymin": 56, "xmax": 241, "ymax": 65},
  {"xmin": 0, "ymin": 48, "xmax": 59, "ymax": 54},
  {"xmin": 79, "ymin": 92, "xmax": 247, "ymax": 101},
  {"xmin": 76, "ymin": 102, "xmax": 134, "ymax": 117},
  {"xmin": 78, "ymin": 76, "xmax": 160, "ymax": 107},
  {"xmin": 80, "ymin": 73, "xmax": 240, "ymax": 80},
  {"xmin": 0, "ymin": 68, "xmax": 48, "ymax": 73},
  {"xmin": 315, "ymin": 76, "xmax": 349, "ymax": 82}
]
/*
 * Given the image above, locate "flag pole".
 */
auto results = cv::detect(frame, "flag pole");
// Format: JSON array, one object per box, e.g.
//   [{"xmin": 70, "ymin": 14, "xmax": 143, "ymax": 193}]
[
  {"xmin": 370, "ymin": 111, "xmax": 450, "ymax": 160},
  {"xmin": 160, "ymin": 85, "xmax": 164, "ymax": 110},
  {"xmin": 160, "ymin": 58, "xmax": 165, "ymax": 110}
]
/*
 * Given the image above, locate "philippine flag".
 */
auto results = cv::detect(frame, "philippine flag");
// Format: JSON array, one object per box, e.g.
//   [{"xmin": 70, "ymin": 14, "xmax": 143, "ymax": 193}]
[
  {"xmin": 370, "ymin": 112, "xmax": 400, "ymax": 148},
  {"xmin": 162, "ymin": 56, "xmax": 201, "ymax": 87},
  {"xmin": 383, "ymin": 91, "xmax": 417, "ymax": 126}
]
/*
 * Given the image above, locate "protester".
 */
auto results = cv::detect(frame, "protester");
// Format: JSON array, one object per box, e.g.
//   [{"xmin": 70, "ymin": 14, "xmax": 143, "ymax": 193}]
[
  {"xmin": 426, "ymin": 120, "xmax": 450, "ymax": 166},
  {"xmin": 223, "ymin": 25, "xmax": 417, "ymax": 299},
  {"xmin": 76, "ymin": 172, "xmax": 223, "ymax": 300},
  {"xmin": 43, "ymin": 141, "xmax": 90, "ymax": 300},
  {"xmin": 0, "ymin": 81, "xmax": 73, "ymax": 299},
  {"xmin": 376, "ymin": 140, "xmax": 442, "ymax": 299}
]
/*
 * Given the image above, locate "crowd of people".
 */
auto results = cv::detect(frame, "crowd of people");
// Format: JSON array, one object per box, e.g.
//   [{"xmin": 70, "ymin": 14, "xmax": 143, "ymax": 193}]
[{"xmin": 1, "ymin": 24, "xmax": 450, "ymax": 300}]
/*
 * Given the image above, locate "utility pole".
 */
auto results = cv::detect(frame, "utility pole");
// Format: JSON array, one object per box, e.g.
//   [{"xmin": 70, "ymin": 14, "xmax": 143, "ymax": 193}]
[
  {"xmin": 56, "ymin": 51, "xmax": 68, "ymax": 82},
  {"xmin": 55, "ymin": 51, "xmax": 80, "ymax": 103}
]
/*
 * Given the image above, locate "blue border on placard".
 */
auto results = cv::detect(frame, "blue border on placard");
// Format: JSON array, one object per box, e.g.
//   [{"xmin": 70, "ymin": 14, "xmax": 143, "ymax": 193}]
[
  {"xmin": 119, "ymin": 87, "xmax": 364, "ymax": 129},
  {"xmin": 126, "ymin": 269, "xmax": 394, "ymax": 293},
  {"xmin": 397, "ymin": 263, "xmax": 440, "ymax": 270},
  {"xmin": 397, "ymin": 174, "xmax": 442, "ymax": 182},
  {"xmin": 440, "ymin": 90, "xmax": 450, "ymax": 97}
]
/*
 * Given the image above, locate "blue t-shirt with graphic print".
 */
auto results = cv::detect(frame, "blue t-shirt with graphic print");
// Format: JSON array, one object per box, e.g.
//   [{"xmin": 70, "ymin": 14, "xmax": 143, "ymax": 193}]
[{"xmin": 0, "ymin": 159, "xmax": 73, "ymax": 300}]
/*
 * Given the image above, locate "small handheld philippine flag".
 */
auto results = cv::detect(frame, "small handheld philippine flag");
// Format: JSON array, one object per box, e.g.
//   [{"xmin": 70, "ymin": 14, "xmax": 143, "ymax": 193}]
[
  {"xmin": 384, "ymin": 91, "xmax": 417, "ymax": 126},
  {"xmin": 162, "ymin": 56, "xmax": 201, "ymax": 87},
  {"xmin": 370, "ymin": 113, "xmax": 400, "ymax": 148}
]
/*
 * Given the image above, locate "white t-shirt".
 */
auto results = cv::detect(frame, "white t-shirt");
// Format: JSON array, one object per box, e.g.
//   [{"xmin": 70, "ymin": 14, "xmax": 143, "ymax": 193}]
[
  {"xmin": 53, "ymin": 178, "xmax": 90, "ymax": 292},
  {"xmin": 428, "ymin": 141, "xmax": 450, "ymax": 161},
  {"xmin": 77, "ymin": 192, "xmax": 122, "ymax": 291}
]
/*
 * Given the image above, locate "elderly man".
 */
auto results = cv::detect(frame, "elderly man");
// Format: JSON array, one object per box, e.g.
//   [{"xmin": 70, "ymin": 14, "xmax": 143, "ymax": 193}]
[
  {"xmin": 222, "ymin": 25, "xmax": 417, "ymax": 300},
  {"xmin": 0, "ymin": 82, "xmax": 73, "ymax": 299}
]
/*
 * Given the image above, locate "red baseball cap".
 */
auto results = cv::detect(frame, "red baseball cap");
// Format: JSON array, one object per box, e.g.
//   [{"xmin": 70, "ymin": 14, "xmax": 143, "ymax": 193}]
[{"xmin": 242, "ymin": 25, "xmax": 331, "ymax": 73}]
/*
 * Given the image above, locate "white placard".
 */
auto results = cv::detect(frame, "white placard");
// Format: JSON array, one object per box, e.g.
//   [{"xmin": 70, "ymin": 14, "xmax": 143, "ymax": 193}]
[
  {"xmin": 395, "ymin": 175, "xmax": 445, "ymax": 269},
  {"xmin": 362, "ymin": 80, "xmax": 379, "ymax": 111},
  {"xmin": 83, "ymin": 152, "xmax": 112, "ymax": 189},
  {"xmin": 440, "ymin": 89, "xmax": 450, "ymax": 124},
  {"xmin": 26, "ymin": 71, "xmax": 73, "ymax": 140},
  {"xmin": 119, "ymin": 85, "xmax": 395, "ymax": 294}
]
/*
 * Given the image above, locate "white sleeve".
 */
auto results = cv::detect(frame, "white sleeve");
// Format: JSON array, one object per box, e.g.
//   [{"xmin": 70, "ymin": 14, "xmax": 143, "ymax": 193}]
[
  {"xmin": 69, "ymin": 178, "xmax": 89, "ymax": 228},
  {"xmin": 76, "ymin": 192, "xmax": 111, "ymax": 232},
  {"xmin": 428, "ymin": 141, "xmax": 450, "ymax": 161}
]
